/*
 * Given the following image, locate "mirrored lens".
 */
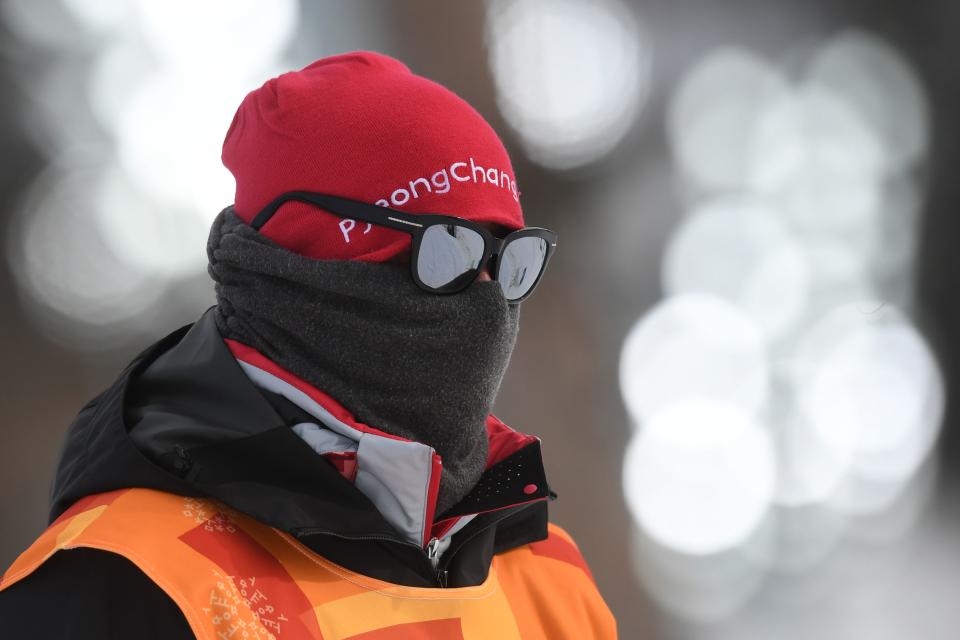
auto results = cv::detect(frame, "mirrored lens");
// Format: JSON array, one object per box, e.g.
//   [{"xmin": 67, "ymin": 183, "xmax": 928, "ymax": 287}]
[
  {"xmin": 498, "ymin": 236, "xmax": 548, "ymax": 301},
  {"xmin": 417, "ymin": 224, "xmax": 486, "ymax": 291}
]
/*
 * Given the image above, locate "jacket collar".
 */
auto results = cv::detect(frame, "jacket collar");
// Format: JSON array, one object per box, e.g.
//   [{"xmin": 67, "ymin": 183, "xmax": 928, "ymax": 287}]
[
  {"xmin": 50, "ymin": 307, "xmax": 552, "ymax": 564},
  {"xmin": 224, "ymin": 338, "xmax": 550, "ymax": 548}
]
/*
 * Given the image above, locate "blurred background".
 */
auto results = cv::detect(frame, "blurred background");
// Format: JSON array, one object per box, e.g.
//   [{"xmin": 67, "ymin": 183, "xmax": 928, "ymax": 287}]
[{"xmin": 1, "ymin": 0, "xmax": 958, "ymax": 637}]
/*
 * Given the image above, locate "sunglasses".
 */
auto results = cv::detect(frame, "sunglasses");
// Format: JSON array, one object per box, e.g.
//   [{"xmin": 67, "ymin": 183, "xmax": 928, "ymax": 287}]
[{"xmin": 251, "ymin": 191, "xmax": 558, "ymax": 303}]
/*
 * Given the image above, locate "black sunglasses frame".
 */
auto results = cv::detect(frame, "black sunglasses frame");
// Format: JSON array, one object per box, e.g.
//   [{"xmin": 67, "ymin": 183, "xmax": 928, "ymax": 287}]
[{"xmin": 250, "ymin": 191, "xmax": 558, "ymax": 303}]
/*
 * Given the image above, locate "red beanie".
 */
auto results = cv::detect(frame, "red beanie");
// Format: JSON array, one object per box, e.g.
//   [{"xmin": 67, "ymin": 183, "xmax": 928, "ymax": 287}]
[{"xmin": 222, "ymin": 50, "xmax": 524, "ymax": 262}]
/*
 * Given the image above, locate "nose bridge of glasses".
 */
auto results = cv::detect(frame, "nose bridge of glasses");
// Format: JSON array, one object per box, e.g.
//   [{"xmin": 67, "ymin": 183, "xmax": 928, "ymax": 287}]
[
  {"xmin": 463, "ymin": 249, "xmax": 493, "ymax": 282},
  {"xmin": 481, "ymin": 241, "xmax": 501, "ymax": 279}
]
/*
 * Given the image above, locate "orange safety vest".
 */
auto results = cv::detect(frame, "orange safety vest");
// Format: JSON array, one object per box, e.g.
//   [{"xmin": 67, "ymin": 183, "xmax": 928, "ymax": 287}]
[{"xmin": 1, "ymin": 488, "xmax": 616, "ymax": 639}]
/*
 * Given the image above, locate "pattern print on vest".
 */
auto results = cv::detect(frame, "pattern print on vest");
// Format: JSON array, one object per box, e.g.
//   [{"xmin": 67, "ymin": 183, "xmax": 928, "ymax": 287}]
[
  {"xmin": 1, "ymin": 488, "xmax": 617, "ymax": 639},
  {"xmin": 180, "ymin": 515, "xmax": 320, "ymax": 638}
]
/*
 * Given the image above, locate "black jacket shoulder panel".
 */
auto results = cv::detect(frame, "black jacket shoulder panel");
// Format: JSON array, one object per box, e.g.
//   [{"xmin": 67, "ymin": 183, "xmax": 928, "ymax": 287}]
[
  {"xmin": 48, "ymin": 321, "xmax": 198, "ymax": 523},
  {"xmin": 0, "ymin": 548, "xmax": 194, "ymax": 639}
]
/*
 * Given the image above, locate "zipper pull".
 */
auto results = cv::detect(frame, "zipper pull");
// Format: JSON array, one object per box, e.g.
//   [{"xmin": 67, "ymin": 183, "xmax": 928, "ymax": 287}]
[
  {"xmin": 426, "ymin": 537, "xmax": 441, "ymax": 571},
  {"xmin": 426, "ymin": 538, "xmax": 450, "ymax": 588}
]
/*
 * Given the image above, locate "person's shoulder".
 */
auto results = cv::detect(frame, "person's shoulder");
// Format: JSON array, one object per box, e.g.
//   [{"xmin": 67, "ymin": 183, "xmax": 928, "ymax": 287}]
[
  {"xmin": 500, "ymin": 522, "xmax": 618, "ymax": 637},
  {"xmin": 524, "ymin": 521, "xmax": 598, "ymax": 581},
  {"xmin": 0, "ymin": 547, "xmax": 194, "ymax": 639},
  {"xmin": 498, "ymin": 520, "xmax": 598, "ymax": 582}
]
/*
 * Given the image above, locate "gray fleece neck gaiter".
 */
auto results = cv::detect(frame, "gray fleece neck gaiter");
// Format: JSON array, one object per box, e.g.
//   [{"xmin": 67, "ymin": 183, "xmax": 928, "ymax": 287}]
[{"xmin": 207, "ymin": 207, "xmax": 520, "ymax": 515}]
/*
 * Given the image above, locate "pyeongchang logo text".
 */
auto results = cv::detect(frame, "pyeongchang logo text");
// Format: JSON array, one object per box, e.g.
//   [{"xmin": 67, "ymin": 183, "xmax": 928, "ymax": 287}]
[{"xmin": 338, "ymin": 157, "xmax": 520, "ymax": 242}]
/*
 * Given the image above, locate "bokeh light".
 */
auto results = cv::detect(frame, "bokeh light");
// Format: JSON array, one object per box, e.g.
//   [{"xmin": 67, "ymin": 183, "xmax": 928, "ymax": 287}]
[
  {"xmin": 61, "ymin": 0, "xmax": 132, "ymax": 33},
  {"xmin": 619, "ymin": 293, "xmax": 770, "ymax": 423},
  {"xmin": 746, "ymin": 84, "xmax": 886, "ymax": 234},
  {"xmin": 3, "ymin": 0, "xmax": 298, "ymax": 345},
  {"xmin": 631, "ymin": 526, "xmax": 770, "ymax": 622},
  {"xmin": 485, "ymin": 0, "xmax": 649, "ymax": 170},
  {"xmin": 114, "ymin": 70, "xmax": 243, "ymax": 217},
  {"xmin": 7, "ymin": 163, "xmax": 164, "ymax": 345},
  {"xmin": 667, "ymin": 47, "xmax": 787, "ymax": 190},
  {"xmin": 133, "ymin": 0, "xmax": 298, "ymax": 71},
  {"xmin": 663, "ymin": 197, "xmax": 810, "ymax": 341},
  {"xmin": 92, "ymin": 163, "xmax": 213, "ymax": 277},
  {"xmin": 765, "ymin": 382, "xmax": 850, "ymax": 508},
  {"xmin": 623, "ymin": 400, "xmax": 776, "ymax": 555},
  {"xmin": 806, "ymin": 30, "xmax": 929, "ymax": 172},
  {"xmin": 792, "ymin": 302, "xmax": 944, "ymax": 488},
  {"xmin": 750, "ymin": 504, "xmax": 848, "ymax": 575},
  {"xmin": 87, "ymin": 38, "xmax": 156, "ymax": 134},
  {"xmin": 621, "ymin": 29, "xmax": 938, "ymax": 623}
]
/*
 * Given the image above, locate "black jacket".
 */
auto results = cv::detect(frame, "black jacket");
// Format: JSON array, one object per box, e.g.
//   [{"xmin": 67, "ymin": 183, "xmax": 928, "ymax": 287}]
[{"xmin": 0, "ymin": 308, "xmax": 553, "ymax": 638}]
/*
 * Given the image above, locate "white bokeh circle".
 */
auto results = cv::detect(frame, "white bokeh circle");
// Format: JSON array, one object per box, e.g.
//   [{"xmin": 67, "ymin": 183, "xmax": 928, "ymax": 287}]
[
  {"xmin": 746, "ymin": 85, "xmax": 886, "ymax": 234},
  {"xmin": 115, "ymin": 70, "xmax": 242, "ymax": 217},
  {"xmin": 134, "ymin": 0, "xmax": 298, "ymax": 71},
  {"xmin": 7, "ymin": 164, "xmax": 163, "ymax": 340},
  {"xmin": 623, "ymin": 400, "xmax": 777, "ymax": 555},
  {"xmin": 668, "ymin": 47, "xmax": 788, "ymax": 190},
  {"xmin": 806, "ymin": 30, "xmax": 929, "ymax": 172},
  {"xmin": 619, "ymin": 293, "xmax": 770, "ymax": 423},
  {"xmin": 486, "ymin": 0, "xmax": 649, "ymax": 169},
  {"xmin": 663, "ymin": 197, "xmax": 810, "ymax": 341},
  {"xmin": 792, "ymin": 302, "xmax": 943, "ymax": 486}
]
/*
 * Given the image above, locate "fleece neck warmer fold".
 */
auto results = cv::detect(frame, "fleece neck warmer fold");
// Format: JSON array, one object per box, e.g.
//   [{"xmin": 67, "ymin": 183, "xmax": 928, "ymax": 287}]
[{"xmin": 207, "ymin": 207, "xmax": 520, "ymax": 515}]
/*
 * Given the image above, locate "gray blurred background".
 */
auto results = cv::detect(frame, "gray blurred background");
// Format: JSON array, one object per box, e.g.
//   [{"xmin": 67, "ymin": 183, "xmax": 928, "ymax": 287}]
[{"xmin": 1, "ymin": 1, "xmax": 959, "ymax": 638}]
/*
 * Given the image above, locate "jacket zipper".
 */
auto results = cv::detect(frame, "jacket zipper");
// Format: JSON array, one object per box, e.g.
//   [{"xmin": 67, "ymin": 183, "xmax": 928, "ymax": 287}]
[
  {"xmin": 425, "ymin": 538, "xmax": 448, "ymax": 587},
  {"xmin": 426, "ymin": 537, "xmax": 441, "ymax": 570},
  {"xmin": 435, "ymin": 499, "xmax": 548, "ymax": 581},
  {"xmin": 292, "ymin": 528, "xmax": 447, "ymax": 586},
  {"xmin": 293, "ymin": 498, "xmax": 544, "ymax": 589}
]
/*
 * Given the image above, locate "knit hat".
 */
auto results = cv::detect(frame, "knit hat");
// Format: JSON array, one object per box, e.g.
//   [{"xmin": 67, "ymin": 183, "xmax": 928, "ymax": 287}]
[{"xmin": 222, "ymin": 50, "xmax": 524, "ymax": 262}]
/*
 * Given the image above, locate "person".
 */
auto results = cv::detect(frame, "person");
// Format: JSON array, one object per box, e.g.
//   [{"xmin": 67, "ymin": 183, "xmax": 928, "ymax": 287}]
[{"xmin": 0, "ymin": 50, "xmax": 616, "ymax": 639}]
